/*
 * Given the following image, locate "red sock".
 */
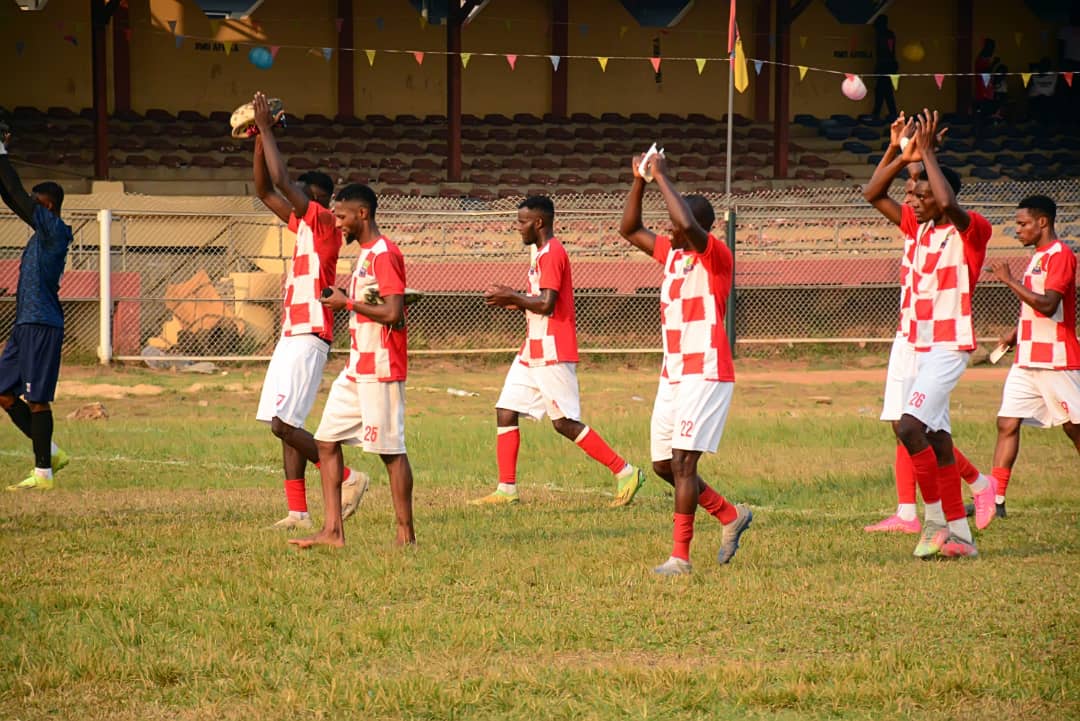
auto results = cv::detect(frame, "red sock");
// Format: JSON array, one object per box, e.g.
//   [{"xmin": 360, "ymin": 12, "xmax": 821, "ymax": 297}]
[
  {"xmin": 992, "ymin": 466, "xmax": 1011, "ymax": 497},
  {"xmin": 497, "ymin": 427, "xmax": 519, "ymax": 484},
  {"xmin": 895, "ymin": 444, "xmax": 916, "ymax": 504},
  {"xmin": 672, "ymin": 512, "xmax": 695, "ymax": 561},
  {"xmin": 699, "ymin": 484, "xmax": 738, "ymax": 524},
  {"xmin": 938, "ymin": 463, "xmax": 965, "ymax": 521},
  {"xmin": 953, "ymin": 448, "xmax": 979, "ymax": 483},
  {"xmin": 284, "ymin": 478, "xmax": 307, "ymax": 513},
  {"xmin": 909, "ymin": 447, "xmax": 940, "ymax": 505},
  {"xmin": 574, "ymin": 426, "xmax": 625, "ymax": 474}
]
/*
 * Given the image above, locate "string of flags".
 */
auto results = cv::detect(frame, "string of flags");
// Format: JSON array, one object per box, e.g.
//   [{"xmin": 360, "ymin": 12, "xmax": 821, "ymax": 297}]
[{"xmin": 15, "ymin": 20, "xmax": 1073, "ymax": 95}]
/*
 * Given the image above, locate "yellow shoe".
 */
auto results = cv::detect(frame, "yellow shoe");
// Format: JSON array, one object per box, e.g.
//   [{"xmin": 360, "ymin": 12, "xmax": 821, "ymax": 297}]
[
  {"xmin": 7, "ymin": 472, "xmax": 55, "ymax": 491},
  {"xmin": 468, "ymin": 488, "xmax": 520, "ymax": 506},
  {"xmin": 610, "ymin": 465, "xmax": 646, "ymax": 507},
  {"xmin": 52, "ymin": 447, "xmax": 70, "ymax": 472}
]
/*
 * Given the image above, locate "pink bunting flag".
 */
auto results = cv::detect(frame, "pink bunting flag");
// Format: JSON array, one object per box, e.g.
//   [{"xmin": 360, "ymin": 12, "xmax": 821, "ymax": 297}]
[
  {"xmin": 650, "ymin": 57, "xmax": 661, "ymax": 73},
  {"xmin": 413, "ymin": 51, "xmax": 424, "ymax": 66},
  {"xmin": 1064, "ymin": 72, "xmax": 1074, "ymax": 87},
  {"xmin": 270, "ymin": 45, "xmax": 280, "ymax": 59},
  {"xmin": 934, "ymin": 73, "xmax": 944, "ymax": 89},
  {"xmin": 505, "ymin": 54, "xmax": 517, "ymax": 70},
  {"xmin": 64, "ymin": 35, "xmax": 78, "ymax": 46}
]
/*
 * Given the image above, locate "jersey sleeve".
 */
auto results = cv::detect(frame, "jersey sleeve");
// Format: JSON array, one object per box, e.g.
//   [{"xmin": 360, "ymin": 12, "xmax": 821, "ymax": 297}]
[
  {"xmin": 373, "ymin": 249, "xmax": 406, "ymax": 297},
  {"xmin": 537, "ymin": 244, "xmax": 566, "ymax": 293},
  {"xmin": 286, "ymin": 211, "xmax": 300, "ymax": 234},
  {"xmin": 652, "ymin": 235, "xmax": 672, "ymax": 265},
  {"xmin": 1044, "ymin": 246, "xmax": 1077, "ymax": 296},
  {"xmin": 899, "ymin": 204, "xmax": 918, "ymax": 239},
  {"xmin": 700, "ymin": 233, "xmax": 733, "ymax": 276},
  {"xmin": 960, "ymin": 211, "xmax": 993, "ymax": 252},
  {"xmin": 305, "ymin": 203, "xmax": 341, "ymax": 257}
]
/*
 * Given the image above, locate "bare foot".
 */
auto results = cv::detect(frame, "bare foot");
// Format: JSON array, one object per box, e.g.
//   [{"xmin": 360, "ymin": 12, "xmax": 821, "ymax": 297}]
[{"xmin": 288, "ymin": 531, "xmax": 345, "ymax": 549}]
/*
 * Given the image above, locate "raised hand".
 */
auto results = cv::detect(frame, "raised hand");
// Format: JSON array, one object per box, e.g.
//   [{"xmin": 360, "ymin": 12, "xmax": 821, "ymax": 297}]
[
  {"xmin": 631, "ymin": 154, "xmax": 644, "ymax": 179},
  {"xmin": 888, "ymin": 111, "xmax": 910, "ymax": 147},
  {"xmin": 252, "ymin": 92, "xmax": 273, "ymax": 132},
  {"xmin": 912, "ymin": 109, "xmax": 940, "ymax": 157},
  {"xmin": 986, "ymin": 259, "xmax": 1015, "ymax": 285}
]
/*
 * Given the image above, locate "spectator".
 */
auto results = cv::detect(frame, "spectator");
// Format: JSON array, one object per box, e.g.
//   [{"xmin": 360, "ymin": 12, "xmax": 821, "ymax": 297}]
[{"xmin": 873, "ymin": 15, "xmax": 899, "ymax": 120}]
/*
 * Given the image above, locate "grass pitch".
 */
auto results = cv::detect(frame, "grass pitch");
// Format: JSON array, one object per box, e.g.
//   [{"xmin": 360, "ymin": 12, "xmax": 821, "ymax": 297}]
[{"xmin": 1, "ymin": 356, "xmax": 1078, "ymax": 720}]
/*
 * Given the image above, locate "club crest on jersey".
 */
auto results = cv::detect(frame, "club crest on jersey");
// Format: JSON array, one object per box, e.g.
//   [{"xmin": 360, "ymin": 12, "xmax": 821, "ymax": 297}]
[
  {"xmin": 1031, "ymin": 256, "xmax": 1047, "ymax": 275},
  {"xmin": 682, "ymin": 255, "xmax": 698, "ymax": 274},
  {"xmin": 359, "ymin": 256, "xmax": 373, "ymax": 278},
  {"xmin": 528, "ymin": 259, "xmax": 538, "ymax": 275}
]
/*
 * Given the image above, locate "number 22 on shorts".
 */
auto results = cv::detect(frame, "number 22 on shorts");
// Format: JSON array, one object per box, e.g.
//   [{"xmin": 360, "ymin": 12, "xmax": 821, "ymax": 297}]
[
  {"xmin": 363, "ymin": 425, "xmax": 379, "ymax": 443},
  {"xmin": 679, "ymin": 420, "xmax": 695, "ymax": 438}
]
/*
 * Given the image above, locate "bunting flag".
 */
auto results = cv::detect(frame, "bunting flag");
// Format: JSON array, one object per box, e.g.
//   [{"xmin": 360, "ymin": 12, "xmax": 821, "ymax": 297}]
[
  {"xmin": 461, "ymin": 52, "xmax": 471, "ymax": 68},
  {"xmin": 175, "ymin": 34, "xmax": 184, "ymax": 48},
  {"xmin": 1021, "ymin": 72, "xmax": 1031, "ymax": 88},
  {"xmin": 798, "ymin": 65, "xmax": 808, "ymax": 81},
  {"xmin": 365, "ymin": 49, "xmax": 375, "ymax": 66},
  {"xmin": 64, "ymin": 35, "xmax": 78, "ymax": 46},
  {"xmin": 799, "ymin": 36, "xmax": 807, "ymax": 49},
  {"xmin": 322, "ymin": 47, "xmax": 332, "ymax": 62},
  {"xmin": 209, "ymin": 20, "xmax": 220, "ymax": 36},
  {"xmin": 980, "ymin": 72, "xmax": 990, "ymax": 86},
  {"xmin": 167, "ymin": 20, "xmax": 177, "ymax": 34},
  {"xmin": 419, "ymin": 15, "xmax": 426, "ymax": 30},
  {"xmin": 753, "ymin": 59, "xmax": 763, "ymax": 75},
  {"xmin": 506, "ymin": 54, "xmax": 517, "ymax": 70},
  {"xmin": 334, "ymin": 17, "xmax": 343, "ymax": 33},
  {"xmin": 1065, "ymin": 72, "xmax": 1074, "ymax": 87},
  {"xmin": 223, "ymin": 42, "xmax": 232, "ymax": 56},
  {"xmin": 413, "ymin": 51, "xmax": 424, "ymax": 65},
  {"xmin": 550, "ymin": 55, "xmax": 561, "ymax": 71},
  {"xmin": 375, "ymin": 17, "xmax": 384, "ymax": 32},
  {"xmin": 733, "ymin": 33, "xmax": 749, "ymax": 92},
  {"xmin": 695, "ymin": 58, "xmax": 706, "ymax": 75},
  {"xmin": 579, "ymin": 23, "xmax": 588, "ymax": 36},
  {"xmin": 650, "ymin": 57, "xmax": 661, "ymax": 73},
  {"xmin": 889, "ymin": 74, "xmax": 899, "ymax": 90},
  {"xmin": 619, "ymin": 25, "xmax": 628, "ymax": 40},
  {"xmin": 934, "ymin": 73, "xmax": 944, "ymax": 89},
  {"xmin": 597, "ymin": 56, "xmax": 608, "ymax": 72},
  {"xmin": 270, "ymin": 45, "xmax": 280, "ymax": 59}
]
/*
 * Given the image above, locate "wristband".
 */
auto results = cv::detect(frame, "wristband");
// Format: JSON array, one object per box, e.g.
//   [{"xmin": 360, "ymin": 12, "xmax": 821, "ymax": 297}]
[
  {"xmin": 0, "ymin": 141, "xmax": 7, "ymax": 155},
  {"xmin": 346, "ymin": 298, "xmax": 354, "ymax": 313}
]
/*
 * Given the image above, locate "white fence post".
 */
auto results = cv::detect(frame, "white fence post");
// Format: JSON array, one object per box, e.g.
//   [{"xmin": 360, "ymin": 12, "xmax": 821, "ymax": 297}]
[{"xmin": 97, "ymin": 208, "xmax": 112, "ymax": 365}]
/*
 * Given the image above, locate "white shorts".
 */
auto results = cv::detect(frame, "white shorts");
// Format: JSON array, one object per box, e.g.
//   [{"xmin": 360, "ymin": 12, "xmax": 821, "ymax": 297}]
[
  {"xmin": 998, "ymin": 365, "xmax": 1080, "ymax": 428},
  {"xmin": 256, "ymin": 334, "xmax": 330, "ymax": 428},
  {"xmin": 314, "ymin": 371, "xmax": 407, "ymax": 454},
  {"xmin": 650, "ymin": 376, "xmax": 734, "ymax": 462},
  {"xmin": 495, "ymin": 356, "xmax": 581, "ymax": 422},
  {"xmin": 880, "ymin": 342, "xmax": 968, "ymax": 433}
]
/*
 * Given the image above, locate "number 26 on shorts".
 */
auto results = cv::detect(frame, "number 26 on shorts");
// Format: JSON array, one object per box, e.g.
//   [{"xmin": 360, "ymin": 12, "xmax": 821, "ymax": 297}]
[{"xmin": 908, "ymin": 391, "xmax": 926, "ymax": 409}]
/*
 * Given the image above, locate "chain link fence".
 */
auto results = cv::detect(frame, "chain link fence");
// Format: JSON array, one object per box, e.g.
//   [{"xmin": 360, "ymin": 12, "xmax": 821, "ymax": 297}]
[{"xmin": 1, "ymin": 179, "xmax": 1077, "ymax": 362}]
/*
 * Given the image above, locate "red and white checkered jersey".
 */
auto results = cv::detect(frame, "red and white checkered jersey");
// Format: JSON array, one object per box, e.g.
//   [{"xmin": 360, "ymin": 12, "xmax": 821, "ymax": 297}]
[
  {"xmin": 898, "ymin": 205, "xmax": 992, "ymax": 352},
  {"xmin": 519, "ymin": 237, "xmax": 579, "ymax": 367},
  {"xmin": 653, "ymin": 234, "xmax": 735, "ymax": 383},
  {"xmin": 345, "ymin": 236, "xmax": 407, "ymax": 383},
  {"xmin": 1015, "ymin": 239, "xmax": 1080, "ymax": 370},
  {"xmin": 284, "ymin": 202, "xmax": 341, "ymax": 342}
]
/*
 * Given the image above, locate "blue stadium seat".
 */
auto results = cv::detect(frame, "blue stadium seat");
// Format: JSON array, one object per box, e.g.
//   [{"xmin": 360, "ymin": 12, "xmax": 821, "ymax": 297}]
[
  {"xmin": 851, "ymin": 126, "xmax": 881, "ymax": 141},
  {"xmin": 1023, "ymin": 153, "xmax": 1051, "ymax": 166},
  {"xmin": 867, "ymin": 153, "xmax": 883, "ymax": 165},
  {"xmin": 1002, "ymin": 138, "xmax": 1029, "ymax": 152},
  {"xmin": 937, "ymin": 154, "xmax": 964, "ymax": 167},
  {"xmin": 794, "ymin": 114, "xmax": 819, "ymax": 128},
  {"xmin": 967, "ymin": 155, "xmax": 993, "ymax": 167},
  {"xmin": 970, "ymin": 167, "xmax": 1001, "ymax": 180},
  {"xmin": 822, "ymin": 125, "xmax": 851, "ymax": 141},
  {"xmin": 994, "ymin": 154, "xmax": 1021, "ymax": 167},
  {"xmin": 943, "ymin": 139, "xmax": 973, "ymax": 153},
  {"xmin": 1060, "ymin": 137, "xmax": 1080, "ymax": 151},
  {"xmin": 856, "ymin": 115, "xmax": 889, "ymax": 127},
  {"xmin": 842, "ymin": 141, "xmax": 872, "ymax": 154},
  {"xmin": 945, "ymin": 126, "xmax": 972, "ymax": 139},
  {"xmin": 974, "ymin": 139, "xmax": 1002, "ymax": 153},
  {"xmin": 829, "ymin": 114, "xmax": 857, "ymax": 126}
]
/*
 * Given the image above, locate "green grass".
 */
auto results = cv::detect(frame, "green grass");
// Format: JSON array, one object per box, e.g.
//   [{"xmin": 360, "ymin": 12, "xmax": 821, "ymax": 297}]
[{"xmin": 1, "ymin": 358, "xmax": 1078, "ymax": 720}]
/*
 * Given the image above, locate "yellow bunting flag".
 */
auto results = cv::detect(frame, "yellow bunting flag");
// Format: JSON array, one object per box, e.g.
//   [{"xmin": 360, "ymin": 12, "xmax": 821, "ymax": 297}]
[
  {"xmin": 597, "ymin": 57, "xmax": 608, "ymax": 72},
  {"xmin": 209, "ymin": 20, "xmax": 220, "ymax": 36},
  {"xmin": 365, "ymin": 49, "xmax": 375, "ymax": 66},
  {"xmin": 223, "ymin": 42, "xmax": 232, "ymax": 56},
  {"xmin": 1021, "ymin": 72, "xmax": 1031, "ymax": 87},
  {"xmin": 419, "ymin": 15, "xmax": 426, "ymax": 30},
  {"xmin": 461, "ymin": 52, "xmax": 471, "ymax": 68},
  {"xmin": 695, "ymin": 58, "xmax": 707, "ymax": 75},
  {"xmin": 889, "ymin": 74, "xmax": 899, "ymax": 90},
  {"xmin": 798, "ymin": 65, "xmax": 808, "ymax": 81},
  {"xmin": 734, "ymin": 36, "xmax": 749, "ymax": 92}
]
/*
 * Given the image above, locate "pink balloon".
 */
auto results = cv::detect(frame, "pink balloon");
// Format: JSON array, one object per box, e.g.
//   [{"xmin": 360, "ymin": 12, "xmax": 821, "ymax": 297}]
[{"xmin": 842, "ymin": 74, "xmax": 867, "ymax": 101}]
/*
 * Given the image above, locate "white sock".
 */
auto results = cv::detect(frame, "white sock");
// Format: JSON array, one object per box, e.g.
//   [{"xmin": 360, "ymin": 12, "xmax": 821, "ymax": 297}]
[
  {"xmin": 995, "ymin": 494, "xmax": 1005, "ymax": 504},
  {"xmin": 497, "ymin": 483, "xmax": 517, "ymax": 495},
  {"xmin": 947, "ymin": 518, "xmax": 972, "ymax": 542},
  {"xmin": 924, "ymin": 500, "xmax": 946, "ymax": 526},
  {"xmin": 34, "ymin": 468, "xmax": 53, "ymax": 480},
  {"xmin": 616, "ymin": 463, "xmax": 633, "ymax": 478},
  {"xmin": 896, "ymin": 503, "xmax": 917, "ymax": 521},
  {"xmin": 51, "ymin": 442, "xmax": 59, "ymax": 455},
  {"xmin": 969, "ymin": 473, "xmax": 990, "ymax": 494},
  {"xmin": 289, "ymin": 510, "xmax": 309, "ymax": 519}
]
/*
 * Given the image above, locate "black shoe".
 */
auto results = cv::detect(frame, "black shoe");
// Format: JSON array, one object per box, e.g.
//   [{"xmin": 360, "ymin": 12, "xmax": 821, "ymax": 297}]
[
  {"xmin": 964, "ymin": 503, "xmax": 975, "ymax": 518},
  {"xmin": 995, "ymin": 501, "xmax": 1007, "ymax": 519}
]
